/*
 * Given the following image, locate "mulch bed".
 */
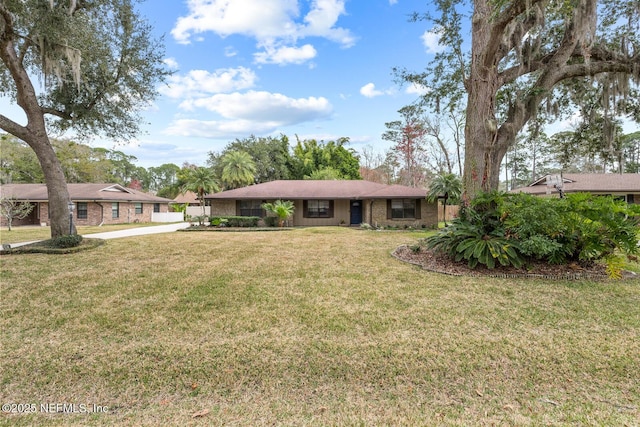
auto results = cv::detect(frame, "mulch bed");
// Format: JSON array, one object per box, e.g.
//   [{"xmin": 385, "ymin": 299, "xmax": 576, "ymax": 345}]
[{"xmin": 392, "ymin": 245, "xmax": 638, "ymax": 281}]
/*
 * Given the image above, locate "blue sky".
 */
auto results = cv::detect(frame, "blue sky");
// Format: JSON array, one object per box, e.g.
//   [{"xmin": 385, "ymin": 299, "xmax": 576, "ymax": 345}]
[{"xmin": 114, "ymin": 0, "xmax": 440, "ymax": 168}]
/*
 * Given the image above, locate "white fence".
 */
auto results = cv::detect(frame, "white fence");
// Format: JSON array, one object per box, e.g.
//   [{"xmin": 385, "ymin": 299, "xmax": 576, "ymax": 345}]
[
  {"xmin": 186, "ymin": 206, "xmax": 210, "ymax": 217},
  {"xmin": 151, "ymin": 212, "xmax": 185, "ymax": 223}
]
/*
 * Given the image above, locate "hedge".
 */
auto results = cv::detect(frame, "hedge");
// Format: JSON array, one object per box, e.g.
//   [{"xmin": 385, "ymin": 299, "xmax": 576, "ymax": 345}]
[{"xmin": 209, "ymin": 216, "xmax": 260, "ymax": 227}]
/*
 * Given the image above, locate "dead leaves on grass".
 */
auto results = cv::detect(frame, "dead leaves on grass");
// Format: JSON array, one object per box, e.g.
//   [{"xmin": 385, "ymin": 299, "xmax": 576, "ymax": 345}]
[{"xmin": 192, "ymin": 408, "xmax": 210, "ymax": 418}]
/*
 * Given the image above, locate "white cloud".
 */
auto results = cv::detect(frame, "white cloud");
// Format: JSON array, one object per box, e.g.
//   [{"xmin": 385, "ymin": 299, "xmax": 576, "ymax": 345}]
[
  {"xmin": 422, "ymin": 27, "xmax": 446, "ymax": 54},
  {"xmin": 389, "ymin": 0, "xmax": 398, "ymax": 4},
  {"xmin": 171, "ymin": 0, "xmax": 355, "ymax": 64},
  {"xmin": 159, "ymin": 67, "xmax": 257, "ymax": 99},
  {"xmin": 163, "ymin": 57, "xmax": 179, "ymax": 70},
  {"xmin": 165, "ymin": 119, "xmax": 280, "ymax": 138},
  {"xmin": 179, "ymin": 90, "xmax": 332, "ymax": 124},
  {"xmin": 300, "ymin": 0, "xmax": 355, "ymax": 47},
  {"xmin": 405, "ymin": 82, "xmax": 430, "ymax": 96},
  {"xmin": 359, "ymin": 82, "xmax": 394, "ymax": 98},
  {"xmin": 254, "ymin": 43, "xmax": 317, "ymax": 65},
  {"xmin": 224, "ymin": 46, "xmax": 238, "ymax": 57},
  {"xmin": 166, "ymin": 90, "xmax": 333, "ymax": 138},
  {"xmin": 172, "ymin": 0, "xmax": 298, "ymax": 43}
]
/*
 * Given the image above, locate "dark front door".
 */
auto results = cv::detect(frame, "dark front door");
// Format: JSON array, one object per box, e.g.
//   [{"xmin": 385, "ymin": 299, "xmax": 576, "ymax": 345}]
[{"xmin": 350, "ymin": 200, "xmax": 362, "ymax": 225}]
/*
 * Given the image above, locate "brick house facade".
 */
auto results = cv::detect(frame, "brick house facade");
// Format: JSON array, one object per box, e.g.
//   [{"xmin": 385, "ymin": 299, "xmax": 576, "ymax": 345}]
[
  {"xmin": 1, "ymin": 183, "xmax": 172, "ymax": 227},
  {"xmin": 206, "ymin": 180, "xmax": 437, "ymax": 228}
]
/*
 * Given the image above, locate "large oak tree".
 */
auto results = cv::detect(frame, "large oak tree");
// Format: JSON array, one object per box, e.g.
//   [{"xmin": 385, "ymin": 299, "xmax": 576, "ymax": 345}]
[
  {"xmin": 401, "ymin": 0, "xmax": 639, "ymax": 199},
  {"xmin": 0, "ymin": 0, "xmax": 169, "ymax": 237}
]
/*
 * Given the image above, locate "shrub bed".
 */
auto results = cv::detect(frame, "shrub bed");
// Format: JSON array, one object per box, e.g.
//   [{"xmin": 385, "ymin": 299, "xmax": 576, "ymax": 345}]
[
  {"xmin": 424, "ymin": 191, "xmax": 640, "ymax": 277},
  {"xmin": 263, "ymin": 216, "xmax": 278, "ymax": 227},
  {"xmin": 209, "ymin": 216, "xmax": 260, "ymax": 227}
]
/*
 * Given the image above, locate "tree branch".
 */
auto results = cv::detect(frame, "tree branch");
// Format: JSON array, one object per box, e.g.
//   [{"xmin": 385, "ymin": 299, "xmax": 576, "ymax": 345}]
[
  {"xmin": 484, "ymin": 0, "xmax": 549, "ymax": 68},
  {"xmin": 498, "ymin": 54, "xmax": 637, "ymax": 151},
  {"xmin": 42, "ymin": 108, "xmax": 73, "ymax": 120},
  {"xmin": 0, "ymin": 114, "xmax": 28, "ymax": 141},
  {"xmin": 499, "ymin": 43, "xmax": 639, "ymax": 87}
]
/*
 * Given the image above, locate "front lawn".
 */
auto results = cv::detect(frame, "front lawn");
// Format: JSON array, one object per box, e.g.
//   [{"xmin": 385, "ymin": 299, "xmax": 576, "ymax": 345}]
[
  {"xmin": 0, "ymin": 223, "xmax": 179, "ymax": 245},
  {"xmin": 1, "ymin": 227, "xmax": 638, "ymax": 425}
]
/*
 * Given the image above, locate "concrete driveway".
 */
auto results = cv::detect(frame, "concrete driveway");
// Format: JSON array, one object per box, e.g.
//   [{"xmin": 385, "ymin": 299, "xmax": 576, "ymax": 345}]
[{"xmin": 82, "ymin": 222, "xmax": 190, "ymax": 239}]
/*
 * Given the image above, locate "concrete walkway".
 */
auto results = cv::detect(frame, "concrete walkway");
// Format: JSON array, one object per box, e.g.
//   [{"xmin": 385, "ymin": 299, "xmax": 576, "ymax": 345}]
[
  {"xmin": 2, "ymin": 222, "xmax": 190, "ymax": 250},
  {"xmin": 82, "ymin": 222, "xmax": 190, "ymax": 239}
]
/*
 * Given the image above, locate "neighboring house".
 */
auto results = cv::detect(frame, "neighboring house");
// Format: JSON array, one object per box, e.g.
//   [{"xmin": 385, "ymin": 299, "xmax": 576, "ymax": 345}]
[
  {"xmin": 205, "ymin": 180, "xmax": 437, "ymax": 228},
  {"xmin": 0, "ymin": 183, "xmax": 173, "ymax": 227},
  {"xmin": 173, "ymin": 190, "xmax": 210, "ymax": 217},
  {"xmin": 512, "ymin": 173, "xmax": 640, "ymax": 203},
  {"xmin": 173, "ymin": 190, "xmax": 200, "ymax": 205}
]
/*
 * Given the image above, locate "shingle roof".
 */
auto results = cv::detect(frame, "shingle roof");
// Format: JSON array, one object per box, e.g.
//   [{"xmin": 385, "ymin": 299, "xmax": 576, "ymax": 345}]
[
  {"xmin": 0, "ymin": 183, "xmax": 173, "ymax": 203},
  {"xmin": 512, "ymin": 173, "xmax": 640, "ymax": 194},
  {"xmin": 173, "ymin": 191, "xmax": 200, "ymax": 204},
  {"xmin": 206, "ymin": 180, "xmax": 427, "ymax": 200}
]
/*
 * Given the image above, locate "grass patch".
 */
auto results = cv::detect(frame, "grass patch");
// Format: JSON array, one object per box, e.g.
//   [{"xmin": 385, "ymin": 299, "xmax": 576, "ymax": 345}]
[
  {"xmin": 0, "ymin": 223, "xmax": 178, "ymax": 245},
  {"xmin": 1, "ymin": 227, "xmax": 639, "ymax": 425},
  {"xmin": 1, "ymin": 238, "xmax": 105, "ymax": 254}
]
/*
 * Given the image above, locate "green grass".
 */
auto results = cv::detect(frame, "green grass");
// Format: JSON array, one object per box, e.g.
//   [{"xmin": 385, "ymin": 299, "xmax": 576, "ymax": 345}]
[
  {"xmin": 0, "ymin": 223, "xmax": 177, "ymax": 245},
  {"xmin": 1, "ymin": 227, "xmax": 639, "ymax": 426}
]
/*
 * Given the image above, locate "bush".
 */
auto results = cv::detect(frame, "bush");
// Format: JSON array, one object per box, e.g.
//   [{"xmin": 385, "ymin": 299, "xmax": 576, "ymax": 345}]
[
  {"xmin": 209, "ymin": 216, "xmax": 259, "ymax": 227},
  {"xmin": 210, "ymin": 217, "xmax": 228, "ymax": 227},
  {"xmin": 500, "ymin": 192, "xmax": 640, "ymax": 264},
  {"xmin": 425, "ymin": 191, "xmax": 640, "ymax": 272},
  {"xmin": 50, "ymin": 234, "xmax": 83, "ymax": 248},
  {"xmin": 425, "ymin": 205, "xmax": 523, "ymax": 269},
  {"xmin": 263, "ymin": 216, "xmax": 278, "ymax": 227}
]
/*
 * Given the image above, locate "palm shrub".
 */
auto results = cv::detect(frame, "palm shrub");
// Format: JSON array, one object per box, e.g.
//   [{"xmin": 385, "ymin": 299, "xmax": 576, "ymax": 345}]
[
  {"xmin": 262, "ymin": 200, "xmax": 295, "ymax": 227},
  {"xmin": 425, "ymin": 191, "xmax": 524, "ymax": 269}
]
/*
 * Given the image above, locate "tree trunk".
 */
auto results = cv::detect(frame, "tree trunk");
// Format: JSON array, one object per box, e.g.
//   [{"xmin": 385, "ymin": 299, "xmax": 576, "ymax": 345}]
[
  {"xmin": 0, "ymin": 27, "xmax": 74, "ymax": 238},
  {"xmin": 462, "ymin": 0, "xmax": 510, "ymax": 200},
  {"xmin": 30, "ymin": 131, "xmax": 76, "ymax": 237}
]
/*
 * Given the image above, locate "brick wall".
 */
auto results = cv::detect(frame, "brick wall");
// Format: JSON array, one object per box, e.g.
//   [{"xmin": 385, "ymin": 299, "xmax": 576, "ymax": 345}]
[
  {"xmin": 78, "ymin": 202, "xmax": 168, "ymax": 225},
  {"xmin": 210, "ymin": 200, "xmax": 236, "ymax": 216},
  {"xmin": 3, "ymin": 201, "xmax": 169, "ymax": 227},
  {"xmin": 369, "ymin": 199, "xmax": 438, "ymax": 228}
]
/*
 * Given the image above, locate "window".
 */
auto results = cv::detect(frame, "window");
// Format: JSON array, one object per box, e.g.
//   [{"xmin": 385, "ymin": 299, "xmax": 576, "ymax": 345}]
[
  {"xmin": 153, "ymin": 203, "xmax": 160, "ymax": 213},
  {"xmin": 76, "ymin": 202, "xmax": 88, "ymax": 219},
  {"xmin": 305, "ymin": 200, "xmax": 333, "ymax": 218},
  {"xmin": 390, "ymin": 199, "xmax": 416, "ymax": 219},
  {"xmin": 238, "ymin": 200, "xmax": 264, "ymax": 217},
  {"xmin": 112, "ymin": 202, "xmax": 119, "ymax": 219},
  {"xmin": 135, "ymin": 202, "xmax": 143, "ymax": 214}
]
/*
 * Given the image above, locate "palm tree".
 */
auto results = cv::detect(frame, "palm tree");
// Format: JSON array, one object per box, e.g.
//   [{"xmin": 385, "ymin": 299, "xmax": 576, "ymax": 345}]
[
  {"xmin": 221, "ymin": 151, "xmax": 256, "ymax": 189},
  {"xmin": 180, "ymin": 167, "xmax": 219, "ymax": 222},
  {"xmin": 426, "ymin": 173, "xmax": 462, "ymax": 226},
  {"xmin": 261, "ymin": 200, "xmax": 295, "ymax": 227}
]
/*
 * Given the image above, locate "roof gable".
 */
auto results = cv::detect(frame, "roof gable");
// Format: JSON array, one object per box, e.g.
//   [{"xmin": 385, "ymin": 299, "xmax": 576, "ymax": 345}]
[{"xmin": 99, "ymin": 184, "xmax": 134, "ymax": 194}]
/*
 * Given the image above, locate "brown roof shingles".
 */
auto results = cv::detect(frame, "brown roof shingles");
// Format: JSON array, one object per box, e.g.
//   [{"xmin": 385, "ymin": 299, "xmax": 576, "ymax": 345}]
[
  {"xmin": 0, "ymin": 183, "xmax": 173, "ymax": 203},
  {"xmin": 513, "ymin": 173, "xmax": 640, "ymax": 194},
  {"xmin": 206, "ymin": 180, "xmax": 427, "ymax": 200}
]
